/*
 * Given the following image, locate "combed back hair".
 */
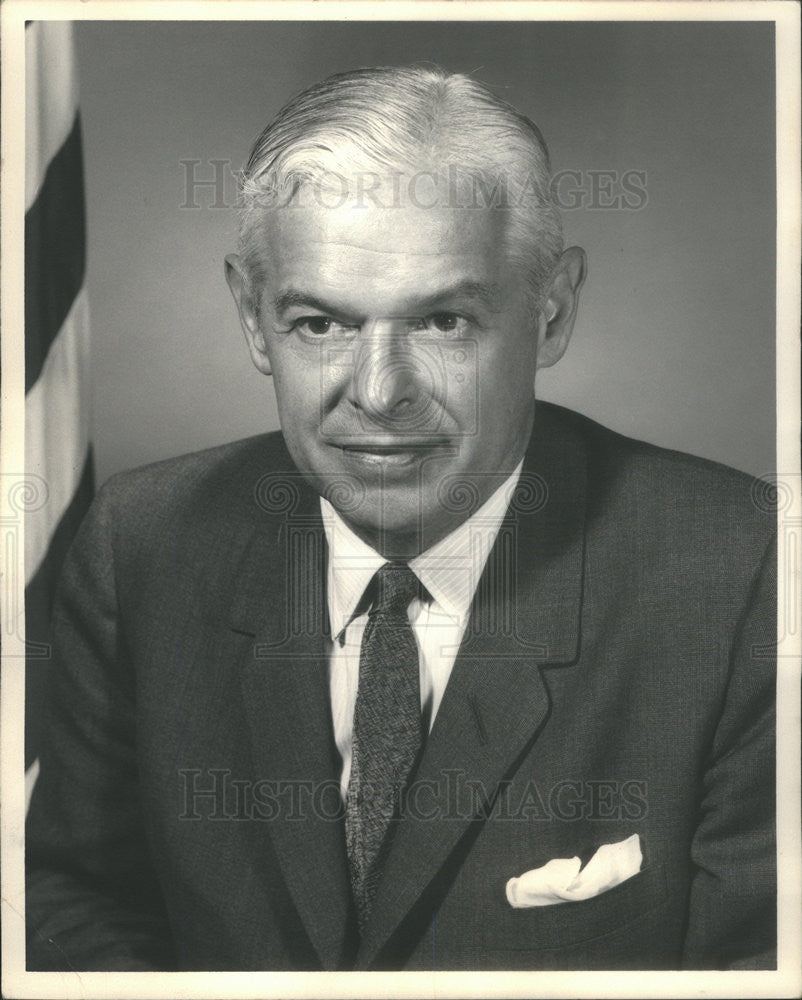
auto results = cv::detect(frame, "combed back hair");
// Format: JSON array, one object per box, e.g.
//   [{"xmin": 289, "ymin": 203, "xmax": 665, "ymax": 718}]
[{"xmin": 238, "ymin": 65, "xmax": 564, "ymax": 309}]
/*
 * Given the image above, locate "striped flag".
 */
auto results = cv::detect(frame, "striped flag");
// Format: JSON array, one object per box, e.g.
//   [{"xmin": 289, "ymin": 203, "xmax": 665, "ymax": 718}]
[{"xmin": 25, "ymin": 21, "xmax": 94, "ymax": 783}]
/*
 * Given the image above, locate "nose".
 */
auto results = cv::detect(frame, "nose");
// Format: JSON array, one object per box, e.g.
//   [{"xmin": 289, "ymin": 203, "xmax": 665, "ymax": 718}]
[{"xmin": 349, "ymin": 319, "xmax": 424, "ymax": 424}]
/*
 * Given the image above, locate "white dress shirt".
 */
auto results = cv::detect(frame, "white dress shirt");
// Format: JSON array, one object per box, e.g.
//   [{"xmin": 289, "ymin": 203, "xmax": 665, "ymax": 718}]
[{"xmin": 321, "ymin": 462, "xmax": 523, "ymax": 800}]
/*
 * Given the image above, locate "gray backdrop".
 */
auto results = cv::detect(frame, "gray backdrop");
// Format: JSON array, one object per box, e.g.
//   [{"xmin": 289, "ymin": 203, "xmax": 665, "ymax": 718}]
[{"xmin": 75, "ymin": 20, "xmax": 776, "ymax": 484}]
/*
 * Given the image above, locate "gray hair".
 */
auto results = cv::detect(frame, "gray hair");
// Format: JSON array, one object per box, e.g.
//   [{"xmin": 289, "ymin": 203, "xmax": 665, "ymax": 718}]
[{"xmin": 238, "ymin": 65, "xmax": 564, "ymax": 308}]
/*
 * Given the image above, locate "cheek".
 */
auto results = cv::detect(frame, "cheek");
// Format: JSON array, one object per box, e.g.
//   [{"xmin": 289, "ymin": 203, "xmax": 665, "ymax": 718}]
[
  {"xmin": 270, "ymin": 352, "xmax": 321, "ymax": 423},
  {"xmin": 477, "ymin": 333, "xmax": 538, "ymax": 406}
]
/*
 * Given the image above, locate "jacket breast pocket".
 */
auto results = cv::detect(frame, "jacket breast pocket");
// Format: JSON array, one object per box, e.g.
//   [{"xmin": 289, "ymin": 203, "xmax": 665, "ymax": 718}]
[{"xmin": 480, "ymin": 864, "xmax": 668, "ymax": 952}]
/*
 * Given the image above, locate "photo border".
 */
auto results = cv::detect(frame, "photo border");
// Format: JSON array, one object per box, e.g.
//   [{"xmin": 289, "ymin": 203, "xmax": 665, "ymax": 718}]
[{"xmin": 2, "ymin": 2, "xmax": 799, "ymax": 998}]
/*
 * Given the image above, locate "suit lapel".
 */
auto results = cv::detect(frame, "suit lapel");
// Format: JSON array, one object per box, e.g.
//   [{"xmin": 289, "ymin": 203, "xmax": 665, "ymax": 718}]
[
  {"xmin": 230, "ymin": 479, "xmax": 357, "ymax": 971},
  {"xmin": 356, "ymin": 404, "xmax": 588, "ymax": 969}
]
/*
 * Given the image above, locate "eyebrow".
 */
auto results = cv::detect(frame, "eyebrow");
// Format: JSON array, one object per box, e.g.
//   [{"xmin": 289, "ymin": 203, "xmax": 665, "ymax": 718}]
[
  {"xmin": 273, "ymin": 290, "xmax": 344, "ymax": 317},
  {"xmin": 272, "ymin": 279, "xmax": 503, "ymax": 319}
]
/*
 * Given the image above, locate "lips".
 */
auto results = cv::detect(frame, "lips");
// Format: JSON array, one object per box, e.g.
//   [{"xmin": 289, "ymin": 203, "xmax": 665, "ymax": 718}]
[
  {"xmin": 341, "ymin": 441, "xmax": 448, "ymax": 452},
  {"xmin": 324, "ymin": 430, "xmax": 451, "ymax": 447},
  {"xmin": 330, "ymin": 438, "xmax": 453, "ymax": 469}
]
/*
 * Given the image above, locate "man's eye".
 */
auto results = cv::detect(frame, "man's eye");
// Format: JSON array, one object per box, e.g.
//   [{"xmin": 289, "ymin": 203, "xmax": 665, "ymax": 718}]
[
  {"xmin": 297, "ymin": 316, "xmax": 333, "ymax": 336},
  {"xmin": 294, "ymin": 316, "xmax": 358, "ymax": 338},
  {"xmin": 426, "ymin": 313, "xmax": 466, "ymax": 335}
]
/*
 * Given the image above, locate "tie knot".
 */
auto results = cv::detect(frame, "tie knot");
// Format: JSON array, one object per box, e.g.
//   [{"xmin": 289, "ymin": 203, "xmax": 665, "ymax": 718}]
[{"xmin": 370, "ymin": 562, "xmax": 423, "ymax": 617}]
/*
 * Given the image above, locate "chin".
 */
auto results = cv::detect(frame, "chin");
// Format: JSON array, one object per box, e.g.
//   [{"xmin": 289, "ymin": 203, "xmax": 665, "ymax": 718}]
[
  {"xmin": 331, "ymin": 492, "xmax": 417, "ymax": 542},
  {"xmin": 350, "ymin": 502, "xmax": 421, "ymax": 537}
]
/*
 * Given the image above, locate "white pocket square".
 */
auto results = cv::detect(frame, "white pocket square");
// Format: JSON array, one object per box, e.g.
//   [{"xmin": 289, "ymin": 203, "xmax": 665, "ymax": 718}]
[{"xmin": 506, "ymin": 833, "xmax": 642, "ymax": 908}]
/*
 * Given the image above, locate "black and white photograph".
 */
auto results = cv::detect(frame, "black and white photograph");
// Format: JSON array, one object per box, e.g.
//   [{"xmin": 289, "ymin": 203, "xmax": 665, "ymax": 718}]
[{"xmin": 1, "ymin": 2, "xmax": 800, "ymax": 997}]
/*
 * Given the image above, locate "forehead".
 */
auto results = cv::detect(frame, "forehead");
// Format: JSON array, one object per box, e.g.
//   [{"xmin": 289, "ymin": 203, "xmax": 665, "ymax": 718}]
[{"xmin": 259, "ymin": 197, "xmax": 510, "ymax": 312}]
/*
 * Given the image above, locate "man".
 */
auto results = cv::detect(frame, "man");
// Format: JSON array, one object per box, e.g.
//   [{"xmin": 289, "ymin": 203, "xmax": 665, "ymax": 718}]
[{"xmin": 26, "ymin": 66, "xmax": 776, "ymax": 971}]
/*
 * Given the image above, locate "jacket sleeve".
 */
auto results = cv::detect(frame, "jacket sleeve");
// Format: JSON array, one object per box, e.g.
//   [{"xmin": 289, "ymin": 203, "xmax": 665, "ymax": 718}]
[
  {"xmin": 681, "ymin": 535, "xmax": 777, "ymax": 969},
  {"xmin": 26, "ymin": 479, "xmax": 176, "ymax": 971}
]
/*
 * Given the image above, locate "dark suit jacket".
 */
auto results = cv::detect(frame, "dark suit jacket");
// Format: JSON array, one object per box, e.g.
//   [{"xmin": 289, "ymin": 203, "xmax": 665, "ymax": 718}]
[{"xmin": 26, "ymin": 402, "xmax": 776, "ymax": 971}]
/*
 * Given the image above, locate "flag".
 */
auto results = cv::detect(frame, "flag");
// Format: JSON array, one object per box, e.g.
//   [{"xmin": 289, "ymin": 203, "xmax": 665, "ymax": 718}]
[{"xmin": 25, "ymin": 21, "xmax": 94, "ymax": 784}]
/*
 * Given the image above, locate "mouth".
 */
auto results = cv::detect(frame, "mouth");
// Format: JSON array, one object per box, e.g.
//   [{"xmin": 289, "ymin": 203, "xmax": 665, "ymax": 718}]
[{"xmin": 333, "ymin": 439, "xmax": 453, "ymax": 467}]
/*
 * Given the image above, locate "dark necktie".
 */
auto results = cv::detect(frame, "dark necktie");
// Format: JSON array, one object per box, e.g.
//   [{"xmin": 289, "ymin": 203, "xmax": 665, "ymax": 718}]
[{"xmin": 345, "ymin": 562, "xmax": 424, "ymax": 930}]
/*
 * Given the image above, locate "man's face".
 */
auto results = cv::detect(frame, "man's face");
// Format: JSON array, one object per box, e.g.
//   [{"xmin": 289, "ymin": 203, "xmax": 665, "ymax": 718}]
[{"xmin": 227, "ymin": 190, "xmax": 581, "ymax": 555}]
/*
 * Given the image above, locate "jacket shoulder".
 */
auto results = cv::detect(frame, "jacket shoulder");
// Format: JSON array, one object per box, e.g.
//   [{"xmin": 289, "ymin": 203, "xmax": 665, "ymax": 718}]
[
  {"xmin": 538, "ymin": 402, "xmax": 775, "ymax": 556},
  {"xmin": 103, "ymin": 431, "xmax": 290, "ymax": 492},
  {"xmin": 73, "ymin": 433, "xmax": 311, "ymax": 581},
  {"xmin": 543, "ymin": 402, "xmax": 767, "ymax": 499},
  {"xmin": 97, "ymin": 432, "xmax": 294, "ymax": 522},
  {"xmin": 69, "ymin": 433, "xmax": 306, "ymax": 609}
]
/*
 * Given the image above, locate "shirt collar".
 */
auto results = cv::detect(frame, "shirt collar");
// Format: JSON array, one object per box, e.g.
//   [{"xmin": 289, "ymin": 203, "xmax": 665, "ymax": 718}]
[
  {"xmin": 319, "ymin": 504, "xmax": 386, "ymax": 640},
  {"xmin": 320, "ymin": 461, "xmax": 523, "ymax": 638}
]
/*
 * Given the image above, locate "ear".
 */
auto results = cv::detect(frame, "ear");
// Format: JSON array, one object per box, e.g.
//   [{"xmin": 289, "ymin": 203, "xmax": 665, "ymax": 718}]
[
  {"xmin": 224, "ymin": 253, "xmax": 272, "ymax": 376},
  {"xmin": 535, "ymin": 246, "xmax": 587, "ymax": 369}
]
